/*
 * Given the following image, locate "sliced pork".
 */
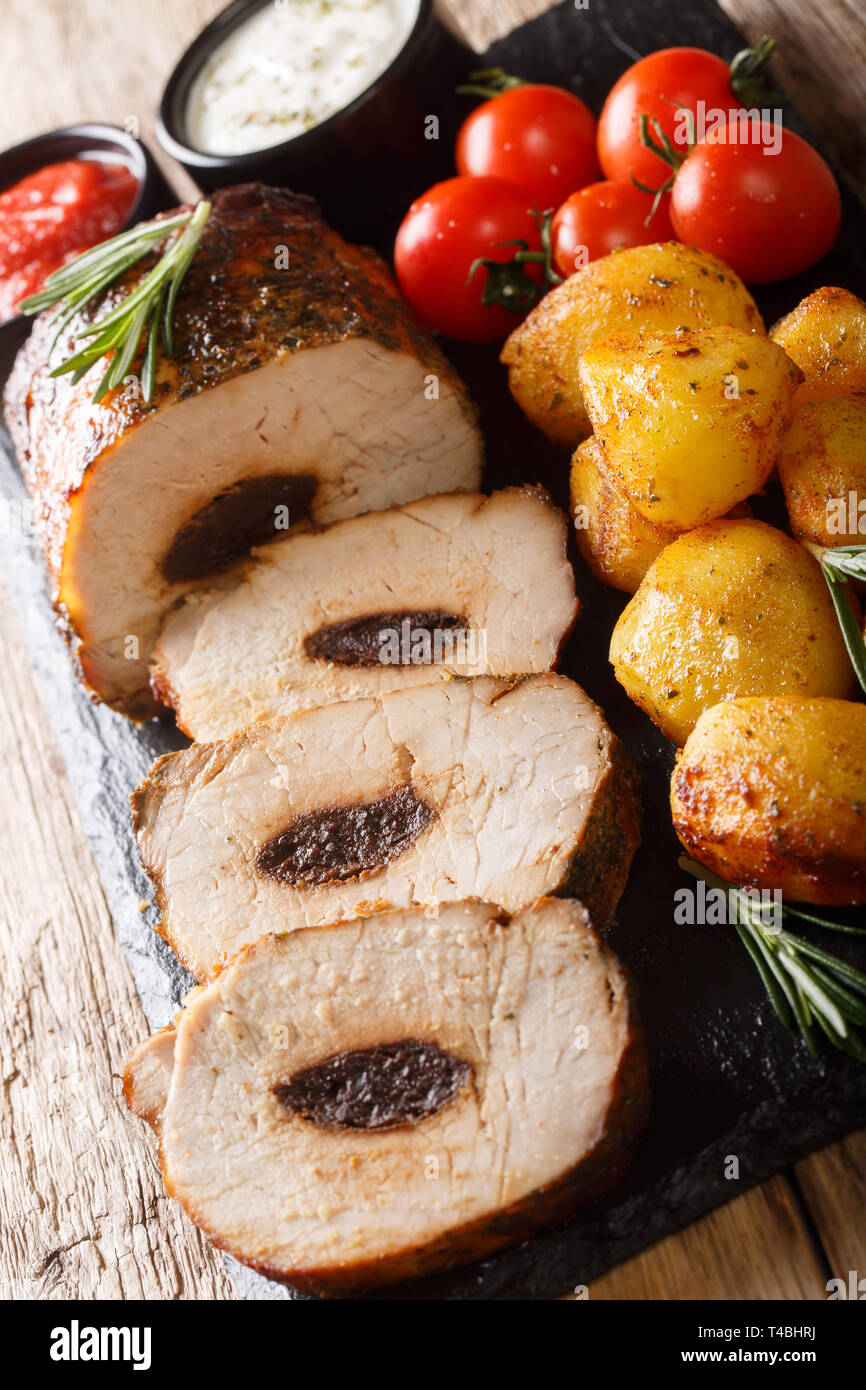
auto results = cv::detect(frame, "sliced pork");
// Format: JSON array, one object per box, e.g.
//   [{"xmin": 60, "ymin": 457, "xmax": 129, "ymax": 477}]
[
  {"xmin": 4, "ymin": 184, "xmax": 483, "ymax": 716},
  {"xmin": 123, "ymin": 898, "xmax": 649, "ymax": 1294},
  {"xmin": 121, "ymin": 1027, "xmax": 177, "ymax": 1133},
  {"xmin": 150, "ymin": 487, "xmax": 578, "ymax": 740},
  {"xmin": 132, "ymin": 673, "xmax": 641, "ymax": 981}
]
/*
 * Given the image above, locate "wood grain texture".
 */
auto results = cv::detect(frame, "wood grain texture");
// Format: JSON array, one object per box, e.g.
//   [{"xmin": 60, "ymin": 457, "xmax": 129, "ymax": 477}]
[
  {"xmin": 795, "ymin": 1133, "xmax": 866, "ymax": 1285},
  {"xmin": 0, "ymin": 580, "xmax": 234, "ymax": 1300},
  {"xmin": 587, "ymin": 1177, "xmax": 828, "ymax": 1300},
  {"xmin": 0, "ymin": 0, "xmax": 226, "ymax": 203},
  {"xmin": 0, "ymin": 0, "xmax": 864, "ymax": 1302},
  {"xmin": 439, "ymin": 0, "xmax": 552, "ymax": 50}
]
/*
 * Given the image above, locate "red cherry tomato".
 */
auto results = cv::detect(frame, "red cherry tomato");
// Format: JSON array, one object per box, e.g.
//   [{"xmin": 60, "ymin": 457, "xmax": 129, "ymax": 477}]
[
  {"xmin": 670, "ymin": 121, "xmax": 841, "ymax": 283},
  {"xmin": 393, "ymin": 176, "xmax": 542, "ymax": 342},
  {"xmin": 597, "ymin": 47, "xmax": 736, "ymax": 189},
  {"xmin": 550, "ymin": 181, "xmax": 674, "ymax": 277},
  {"xmin": 456, "ymin": 84, "xmax": 600, "ymax": 211}
]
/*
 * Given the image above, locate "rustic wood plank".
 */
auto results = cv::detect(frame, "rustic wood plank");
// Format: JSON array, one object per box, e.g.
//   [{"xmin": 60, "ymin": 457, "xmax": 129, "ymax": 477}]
[
  {"xmin": 588, "ymin": 1177, "xmax": 829, "ymax": 1300},
  {"xmin": 0, "ymin": 0, "xmax": 863, "ymax": 1302},
  {"xmin": 794, "ymin": 1130, "xmax": 866, "ymax": 1286},
  {"xmin": 439, "ymin": 0, "xmax": 552, "ymax": 51},
  {"xmin": 0, "ymin": 578, "xmax": 234, "ymax": 1300},
  {"xmin": 0, "ymin": 0, "xmax": 226, "ymax": 202}
]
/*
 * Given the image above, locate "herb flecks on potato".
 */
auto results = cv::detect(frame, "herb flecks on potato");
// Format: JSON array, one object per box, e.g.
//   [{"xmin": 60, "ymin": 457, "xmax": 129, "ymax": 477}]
[
  {"xmin": 570, "ymin": 437, "xmax": 681, "ymax": 593},
  {"xmin": 570, "ymin": 436, "xmax": 751, "ymax": 594},
  {"xmin": 771, "ymin": 286, "xmax": 866, "ymax": 407},
  {"xmin": 672, "ymin": 697, "xmax": 866, "ymax": 906},
  {"xmin": 779, "ymin": 395, "xmax": 866, "ymax": 547},
  {"xmin": 609, "ymin": 519, "xmax": 854, "ymax": 746},
  {"xmin": 501, "ymin": 241, "xmax": 764, "ymax": 445},
  {"xmin": 578, "ymin": 326, "xmax": 802, "ymax": 530}
]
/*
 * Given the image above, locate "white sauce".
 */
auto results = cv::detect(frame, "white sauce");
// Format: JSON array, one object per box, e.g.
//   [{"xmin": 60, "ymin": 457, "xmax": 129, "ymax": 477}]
[{"xmin": 187, "ymin": 0, "xmax": 420, "ymax": 155}]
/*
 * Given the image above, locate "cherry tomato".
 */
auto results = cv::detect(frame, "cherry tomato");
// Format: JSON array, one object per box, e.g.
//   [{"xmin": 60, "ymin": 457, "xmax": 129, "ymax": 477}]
[
  {"xmin": 670, "ymin": 121, "xmax": 841, "ymax": 283},
  {"xmin": 550, "ymin": 181, "xmax": 674, "ymax": 277},
  {"xmin": 456, "ymin": 84, "xmax": 600, "ymax": 211},
  {"xmin": 597, "ymin": 47, "xmax": 736, "ymax": 189},
  {"xmin": 393, "ymin": 176, "xmax": 542, "ymax": 342}
]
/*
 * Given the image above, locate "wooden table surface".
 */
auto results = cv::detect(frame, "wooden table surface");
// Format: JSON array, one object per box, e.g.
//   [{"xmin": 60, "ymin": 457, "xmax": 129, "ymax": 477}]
[{"xmin": 1, "ymin": 0, "xmax": 865, "ymax": 1302}]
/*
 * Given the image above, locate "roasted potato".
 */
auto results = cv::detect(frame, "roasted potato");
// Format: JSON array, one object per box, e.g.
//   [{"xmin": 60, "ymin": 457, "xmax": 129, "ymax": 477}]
[
  {"xmin": 578, "ymin": 327, "xmax": 802, "ymax": 530},
  {"xmin": 501, "ymin": 242, "xmax": 764, "ymax": 445},
  {"xmin": 570, "ymin": 436, "xmax": 751, "ymax": 593},
  {"xmin": 671, "ymin": 697, "xmax": 866, "ymax": 905},
  {"xmin": 570, "ymin": 437, "xmax": 681, "ymax": 593},
  {"xmin": 778, "ymin": 394, "xmax": 866, "ymax": 546},
  {"xmin": 609, "ymin": 519, "xmax": 854, "ymax": 745},
  {"xmin": 771, "ymin": 286, "xmax": 866, "ymax": 405}
]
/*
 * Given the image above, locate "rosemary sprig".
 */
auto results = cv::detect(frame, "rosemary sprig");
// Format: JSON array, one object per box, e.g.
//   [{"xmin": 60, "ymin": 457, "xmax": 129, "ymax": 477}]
[
  {"xmin": 680, "ymin": 858, "xmax": 866, "ymax": 1060},
  {"xmin": 817, "ymin": 545, "xmax": 866, "ymax": 696},
  {"xmin": 19, "ymin": 200, "xmax": 211, "ymax": 405},
  {"xmin": 821, "ymin": 544, "xmax": 866, "ymax": 584}
]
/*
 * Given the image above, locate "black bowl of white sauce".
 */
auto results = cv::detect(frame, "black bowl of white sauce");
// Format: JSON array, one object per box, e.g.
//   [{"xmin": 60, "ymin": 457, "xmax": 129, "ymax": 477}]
[{"xmin": 157, "ymin": 0, "xmax": 471, "ymax": 240}]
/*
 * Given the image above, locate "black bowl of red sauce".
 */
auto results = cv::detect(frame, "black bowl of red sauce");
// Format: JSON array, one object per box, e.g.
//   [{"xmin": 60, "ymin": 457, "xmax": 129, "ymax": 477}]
[{"xmin": 0, "ymin": 124, "xmax": 174, "ymax": 381}]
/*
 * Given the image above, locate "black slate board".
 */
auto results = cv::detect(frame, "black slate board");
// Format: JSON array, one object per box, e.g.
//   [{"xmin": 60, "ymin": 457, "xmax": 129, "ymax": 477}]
[{"xmin": 2, "ymin": 0, "xmax": 866, "ymax": 1302}]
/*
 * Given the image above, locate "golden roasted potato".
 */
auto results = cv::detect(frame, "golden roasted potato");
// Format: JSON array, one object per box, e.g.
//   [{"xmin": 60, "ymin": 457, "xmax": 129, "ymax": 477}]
[
  {"xmin": 609, "ymin": 519, "xmax": 853, "ymax": 745},
  {"xmin": 501, "ymin": 241, "xmax": 764, "ymax": 445},
  {"xmin": 771, "ymin": 286, "xmax": 866, "ymax": 405},
  {"xmin": 570, "ymin": 437, "xmax": 754, "ymax": 593},
  {"xmin": 671, "ymin": 697, "xmax": 866, "ymax": 905},
  {"xmin": 778, "ymin": 394, "xmax": 866, "ymax": 546},
  {"xmin": 579, "ymin": 327, "xmax": 802, "ymax": 530},
  {"xmin": 570, "ymin": 437, "xmax": 681, "ymax": 593}
]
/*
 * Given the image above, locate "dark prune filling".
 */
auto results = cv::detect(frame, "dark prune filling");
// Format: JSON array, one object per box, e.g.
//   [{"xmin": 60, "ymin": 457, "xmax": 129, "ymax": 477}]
[
  {"xmin": 161, "ymin": 473, "xmax": 316, "ymax": 583},
  {"xmin": 273, "ymin": 1040, "xmax": 471, "ymax": 1130},
  {"xmin": 304, "ymin": 609, "xmax": 467, "ymax": 666},
  {"xmin": 256, "ymin": 786, "xmax": 434, "ymax": 886}
]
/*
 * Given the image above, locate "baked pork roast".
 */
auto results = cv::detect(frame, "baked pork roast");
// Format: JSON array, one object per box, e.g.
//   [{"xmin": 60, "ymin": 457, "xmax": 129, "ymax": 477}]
[
  {"xmin": 123, "ymin": 898, "xmax": 649, "ymax": 1294},
  {"xmin": 4, "ymin": 184, "xmax": 483, "ymax": 716},
  {"xmin": 150, "ymin": 486, "xmax": 578, "ymax": 740},
  {"xmin": 132, "ymin": 673, "xmax": 641, "ymax": 981}
]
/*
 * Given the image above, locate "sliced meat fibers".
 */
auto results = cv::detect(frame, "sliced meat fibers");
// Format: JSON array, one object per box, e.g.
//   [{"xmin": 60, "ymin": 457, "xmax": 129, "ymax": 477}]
[
  {"xmin": 123, "ymin": 898, "xmax": 649, "ymax": 1294},
  {"xmin": 150, "ymin": 487, "xmax": 578, "ymax": 740},
  {"xmin": 4, "ymin": 184, "xmax": 483, "ymax": 716},
  {"xmin": 132, "ymin": 673, "xmax": 641, "ymax": 981}
]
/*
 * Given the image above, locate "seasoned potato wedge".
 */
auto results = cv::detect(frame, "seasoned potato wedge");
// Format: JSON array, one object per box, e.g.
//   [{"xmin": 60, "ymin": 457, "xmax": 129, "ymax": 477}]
[
  {"xmin": 569, "ymin": 437, "xmax": 751, "ymax": 593},
  {"xmin": 501, "ymin": 242, "xmax": 764, "ymax": 445},
  {"xmin": 771, "ymin": 286, "xmax": 866, "ymax": 404},
  {"xmin": 579, "ymin": 327, "xmax": 802, "ymax": 529},
  {"xmin": 671, "ymin": 697, "xmax": 866, "ymax": 905},
  {"xmin": 609, "ymin": 519, "xmax": 853, "ymax": 745},
  {"xmin": 778, "ymin": 394, "xmax": 866, "ymax": 546}
]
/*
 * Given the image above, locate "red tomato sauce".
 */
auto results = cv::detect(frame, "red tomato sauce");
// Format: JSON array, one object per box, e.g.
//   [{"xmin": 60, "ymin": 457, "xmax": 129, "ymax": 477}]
[{"xmin": 0, "ymin": 159, "xmax": 138, "ymax": 322}]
